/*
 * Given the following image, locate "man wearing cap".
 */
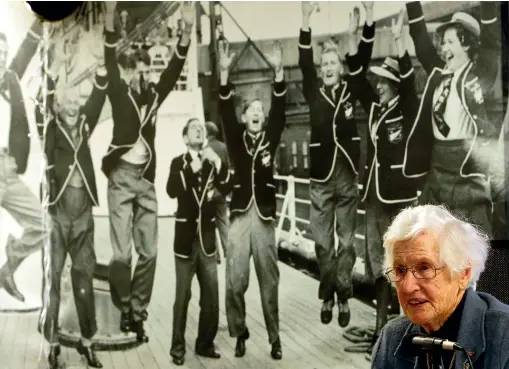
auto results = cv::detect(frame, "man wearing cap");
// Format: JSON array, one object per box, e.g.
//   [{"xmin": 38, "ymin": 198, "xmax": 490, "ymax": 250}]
[
  {"xmin": 166, "ymin": 118, "xmax": 233, "ymax": 366},
  {"xmin": 403, "ymin": 1, "xmax": 503, "ymax": 236},
  {"xmin": 204, "ymin": 120, "xmax": 230, "ymax": 264},
  {"xmin": 346, "ymin": 7, "xmax": 421, "ymax": 358},
  {"xmin": 299, "ymin": 1, "xmax": 375, "ymax": 329}
]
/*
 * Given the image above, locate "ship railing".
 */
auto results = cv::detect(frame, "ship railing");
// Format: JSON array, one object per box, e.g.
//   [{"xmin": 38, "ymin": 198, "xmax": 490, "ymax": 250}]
[{"xmin": 273, "ymin": 174, "xmax": 367, "ymax": 248}]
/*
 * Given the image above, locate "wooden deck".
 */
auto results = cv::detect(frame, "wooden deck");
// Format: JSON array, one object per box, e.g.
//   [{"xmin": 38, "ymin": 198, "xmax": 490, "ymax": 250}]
[{"xmin": 0, "ymin": 217, "xmax": 375, "ymax": 369}]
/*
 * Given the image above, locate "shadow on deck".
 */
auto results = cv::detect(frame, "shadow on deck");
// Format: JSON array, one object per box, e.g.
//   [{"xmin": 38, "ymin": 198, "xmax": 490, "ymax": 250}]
[{"xmin": 0, "ymin": 217, "xmax": 376, "ymax": 369}]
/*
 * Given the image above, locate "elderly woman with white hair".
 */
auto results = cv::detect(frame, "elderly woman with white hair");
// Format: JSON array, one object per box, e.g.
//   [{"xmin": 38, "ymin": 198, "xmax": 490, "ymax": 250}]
[{"xmin": 372, "ymin": 205, "xmax": 509, "ymax": 369}]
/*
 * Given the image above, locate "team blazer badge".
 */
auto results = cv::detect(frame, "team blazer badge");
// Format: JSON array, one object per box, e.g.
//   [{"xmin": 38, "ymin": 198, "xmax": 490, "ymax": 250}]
[{"xmin": 343, "ymin": 101, "xmax": 354, "ymax": 120}]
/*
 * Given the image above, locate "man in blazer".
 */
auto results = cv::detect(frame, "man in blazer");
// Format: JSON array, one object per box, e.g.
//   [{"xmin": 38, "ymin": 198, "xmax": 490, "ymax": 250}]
[
  {"xmin": 218, "ymin": 40, "xmax": 286, "ymax": 360},
  {"xmin": 0, "ymin": 28, "xmax": 46, "ymax": 303},
  {"xmin": 204, "ymin": 120, "xmax": 231, "ymax": 264},
  {"xmin": 298, "ymin": 1, "xmax": 375, "ymax": 327},
  {"xmin": 346, "ymin": 7, "xmax": 420, "ymax": 357},
  {"xmin": 35, "ymin": 52, "xmax": 107, "ymax": 369},
  {"xmin": 403, "ymin": 1, "xmax": 503, "ymax": 237},
  {"xmin": 166, "ymin": 118, "xmax": 232, "ymax": 366},
  {"xmin": 102, "ymin": 1, "xmax": 194, "ymax": 342}
]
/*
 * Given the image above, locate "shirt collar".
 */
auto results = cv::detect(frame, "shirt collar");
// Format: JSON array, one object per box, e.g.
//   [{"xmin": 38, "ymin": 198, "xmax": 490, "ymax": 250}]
[{"xmin": 188, "ymin": 148, "xmax": 202, "ymax": 160}]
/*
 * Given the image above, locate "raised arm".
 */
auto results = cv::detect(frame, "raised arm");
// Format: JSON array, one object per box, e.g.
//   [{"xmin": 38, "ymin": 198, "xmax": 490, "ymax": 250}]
[
  {"xmin": 476, "ymin": 2, "xmax": 501, "ymax": 87},
  {"xmin": 346, "ymin": 8, "xmax": 377, "ymax": 114},
  {"xmin": 357, "ymin": 2, "xmax": 375, "ymax": 71},
  {"xmin": 391, "ymin": 8, "xmax": 419, "ymax": 125},
  {"xmin": 298, "ymin": 1, "xmax": 319, "ymax": 104},
  {"xmin": 154, "ymin": 2, "xmax": 194, "ymax": 106},
  {"xmin": 80, "ymin": 65, "xmax": 108, "ymax": 134},
  {"xmin": 218, "ymin": 41, "xmax": 243, "ymax": 159},
  {"xmin": 9, "ymin": 21, "xmax": 42, "ymax": 79},
  {"xmin": 393, "ymin": 8, "xmax": 419, "ymax": 120},
  {"xmin": 406, "ymin": 1, "xmax": 444, "ymax": 74},
  {"xmin": 266, "ymin": 42, "xmax": 287, "ymax": 147},
  {"xmin": 103, "ymin": 1, "xmax": 122, "ymax": 103}
]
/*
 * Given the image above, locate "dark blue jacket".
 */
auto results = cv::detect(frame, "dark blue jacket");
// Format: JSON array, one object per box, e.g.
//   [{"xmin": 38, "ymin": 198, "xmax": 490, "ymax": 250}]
[{"xmin": 372, "ymin": 288, "xmax": 509, "ymax": 369}]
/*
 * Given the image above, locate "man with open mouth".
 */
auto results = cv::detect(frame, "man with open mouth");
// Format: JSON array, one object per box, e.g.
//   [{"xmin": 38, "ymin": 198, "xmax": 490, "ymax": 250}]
[
  {"xmin": 345, "ymin": 6, "xmax": 421, "ymax": 358},
  {"xmin": 35, "ymin": 39, "xmax": 108, "ymax": 369},
  {"xmin": 218, "ymin": 39, "xmax": 286, "ymax": 360},
  {"xmin": 403, "ymin": 1, "xmax": 503, "ymax": 238},
  {"xmin": 298, "ymin": 1, "xmax": 375, "ymax": 328},
  {"xmin": 166, "ymin": 118, "xmax": 233, "ymax": 366}
]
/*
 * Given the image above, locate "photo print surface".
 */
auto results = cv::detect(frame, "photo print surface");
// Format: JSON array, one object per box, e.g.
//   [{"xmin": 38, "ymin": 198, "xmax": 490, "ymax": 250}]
[{"xmin": 0, "ymin": 2, "xmax": 507, "ymax": 369}]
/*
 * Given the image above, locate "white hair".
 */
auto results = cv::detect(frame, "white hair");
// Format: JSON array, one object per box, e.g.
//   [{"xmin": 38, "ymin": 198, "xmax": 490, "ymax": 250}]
[{"xmin": 382, "ymin": 204, "xmax": 490, "ymax": 288}]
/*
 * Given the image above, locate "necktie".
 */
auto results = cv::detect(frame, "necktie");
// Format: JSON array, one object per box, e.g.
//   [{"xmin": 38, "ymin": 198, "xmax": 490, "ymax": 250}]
[
  {"xmin": 372, "ymin": 105, "xmax": 387, "ymax": 140},
  {"xmin": 433, "ymin": 73, "xmax": 453, "ymax": 138},
  {"xmin": 197, "ymin": 152, "xmax": 202, "ymax": 192}
]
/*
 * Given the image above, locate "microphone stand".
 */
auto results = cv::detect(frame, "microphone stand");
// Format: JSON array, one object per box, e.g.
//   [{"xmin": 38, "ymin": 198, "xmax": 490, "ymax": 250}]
[{"xmin": 423, "ymin": 347, "xmax": 444, "ymax": 369}]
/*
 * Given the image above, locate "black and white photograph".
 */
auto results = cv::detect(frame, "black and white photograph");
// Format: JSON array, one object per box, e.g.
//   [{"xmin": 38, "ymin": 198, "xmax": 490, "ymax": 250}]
[{"xmin": 0, "ymin": 1, "xmax": 508, "ymax": 369}]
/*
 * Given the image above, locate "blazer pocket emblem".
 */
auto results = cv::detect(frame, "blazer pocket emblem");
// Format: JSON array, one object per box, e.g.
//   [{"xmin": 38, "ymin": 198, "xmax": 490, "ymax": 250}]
[
  {"xmin": 386, "ymin": 122, "xmax": 404, "ymax": 144},
  {"xmin": 207, "ymin": 189, "xmax": 214, "ymax": 201},
  {"xmin": 343, "ymin": 101, "xmax": 354, "ymax": 120}
]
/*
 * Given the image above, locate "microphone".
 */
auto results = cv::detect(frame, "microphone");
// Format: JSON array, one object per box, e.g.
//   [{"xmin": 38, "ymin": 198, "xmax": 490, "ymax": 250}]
[{"xmin": 404, "ymin": 333, "xmax": 463, "ymax": 352}]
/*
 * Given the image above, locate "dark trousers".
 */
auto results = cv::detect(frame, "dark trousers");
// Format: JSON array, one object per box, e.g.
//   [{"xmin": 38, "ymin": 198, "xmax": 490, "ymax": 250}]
[
  {"xmin": 421, "ymin": 140, "xmax": 493, "ymax": 237},
  {"xmin": 107, "ymin": 160, "xmax": 158, "ymax": 322},
  {"xmin": 40, "ymin": 185, "xmax": 97, "ymax": 343},
  {"xmin": 170, "ymin": 236, "xmax": 219, "ymax": 358},
  {"xmin": 310, "ymin": 153, "xmax": 358, "ymax": 302},
  {"xmin": 225, "ymin": 202, "xmax": 280, "ymax": 344},
  {"xmin": 0, "ymin": 151, "xmax": 44, "ymax": 270},
  {"xmin": 365, "ymin": 187, "xmax": 410, "ymax": 281}
]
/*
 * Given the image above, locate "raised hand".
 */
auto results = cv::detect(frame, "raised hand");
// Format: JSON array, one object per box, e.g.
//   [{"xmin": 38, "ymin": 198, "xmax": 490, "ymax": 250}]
[
  {"xmin": 391, "ymin": 6, "xmax": 406, "ymax": 40},
  {"xmin": 302, "ymin": 1, "xmax": 319, "ymax": 17},
  {"xmin": 180, "ymin": 1, "xmax": 195, "ymax": 29},
  {"xmin": 202, "ymin": 146, "xmax": 221, "ymax": 167},
  {"xmin": 218, "ymin": 40, "xmax": 235, "ymax": 72},
  {"xmin": 267, "ymin": 41, "xmax": 283, "ymax": 73},
  {"xmin": 105, "ymin": 1, "xmax": 117, "ymax": 15},
  {"xmin": 348, "ymin": 6, "xmax": 361, "ymax": 35},
  {"xmin": 361, "ymin": 1, "xmax": 374, "ymax": 11}
]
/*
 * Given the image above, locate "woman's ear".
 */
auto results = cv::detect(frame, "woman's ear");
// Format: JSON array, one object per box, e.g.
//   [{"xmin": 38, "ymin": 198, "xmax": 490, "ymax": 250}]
[
  {"xmin": 241, "ymin": 114, "xmax": 247, "ymax": 124},
  {"xmin": 459, "ymin": 266, "xmax": 472, "ymax": 290}
]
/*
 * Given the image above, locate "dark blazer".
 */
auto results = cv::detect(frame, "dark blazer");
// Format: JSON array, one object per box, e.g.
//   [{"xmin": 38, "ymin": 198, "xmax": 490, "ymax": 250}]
[
  {"xmin": 298, "ymin": 22, "xmax": 375, "ymax": 182},
  {"xmin": 403, "ymin": 1, "xmax": 503, "ymax": 180},
  {"xmin": 36, "ymin": 72, "xmax": 108, "ymax": 207},
  {"xmin": 102, "ymin": 30, "xmax": 190, "ymax": 184},
  {"xmin": 166, "ymin": 153, "xmax": 233, "ymax": 258},
  {"xmin": 5, "ymin": 20, "xmax": 43, "ymax": 175},
  {"xmin": 218, "ymin": 79, "xmax": 287, "ymax": 221},
  {"xmin": 372, "ymin": 288, "xmax": 509, "ymax": 369},
  {"xmin": 206, "ymin": 137, "xmax": 231, "ymax": 200},
  {"xmin": 346, "ymin": 51, "xmax": 420, "ymax": 204}
]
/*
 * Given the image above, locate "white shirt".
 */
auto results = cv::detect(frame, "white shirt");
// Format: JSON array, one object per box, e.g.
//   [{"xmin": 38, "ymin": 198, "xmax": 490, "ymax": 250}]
[
  {"xmin": 432, "ymin": 62, "xmax": 473, "ymax": 140},
  {"xmin": 0, "ymin": 91, "xmax": 11, "ymax": 148}
]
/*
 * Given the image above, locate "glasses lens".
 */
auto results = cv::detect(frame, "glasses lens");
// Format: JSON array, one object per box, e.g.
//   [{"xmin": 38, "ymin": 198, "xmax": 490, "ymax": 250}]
[{"xmin": 414, "ymin": 263, "xmax": 436, "ymax": 279}]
